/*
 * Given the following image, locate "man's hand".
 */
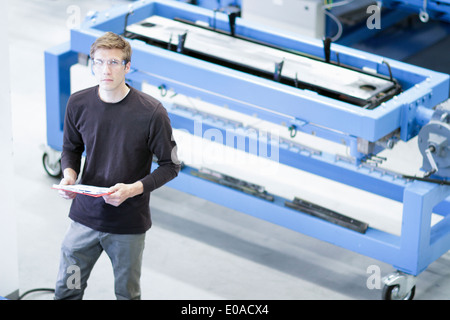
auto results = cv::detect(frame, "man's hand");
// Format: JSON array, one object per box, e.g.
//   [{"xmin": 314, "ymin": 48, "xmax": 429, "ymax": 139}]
[
  {"xmin": 58, "ymin": 168, "xmax": 78, "ymax": 200},
  {"xmin": 103, "ymin": 181, "xmax": 144, "ymax": 207}
]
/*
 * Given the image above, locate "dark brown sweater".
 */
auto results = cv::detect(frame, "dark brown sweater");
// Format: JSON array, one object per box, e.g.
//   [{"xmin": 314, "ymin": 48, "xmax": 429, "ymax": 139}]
[{"xmin": 61, "ymin": 85, "xmax": 180, "ymax": 234}]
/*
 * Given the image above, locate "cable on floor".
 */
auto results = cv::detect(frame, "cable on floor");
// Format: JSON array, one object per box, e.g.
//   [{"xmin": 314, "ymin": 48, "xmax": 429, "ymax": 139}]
[{"xmin": 18, "ymin": 288, "xmax": 55, "ymax": 300}]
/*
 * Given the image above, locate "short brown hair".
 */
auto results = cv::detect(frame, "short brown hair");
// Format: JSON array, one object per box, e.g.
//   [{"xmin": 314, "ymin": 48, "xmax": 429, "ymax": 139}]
[{"xmin": 90, "ymin": 32, "xmax": 132, "ymax": 63}]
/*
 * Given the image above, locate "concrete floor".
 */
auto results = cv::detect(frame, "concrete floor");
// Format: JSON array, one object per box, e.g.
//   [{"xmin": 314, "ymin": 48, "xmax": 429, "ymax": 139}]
[{"xmin": 7, "ymin": 0, "xmax": 450, "ymax": 300}]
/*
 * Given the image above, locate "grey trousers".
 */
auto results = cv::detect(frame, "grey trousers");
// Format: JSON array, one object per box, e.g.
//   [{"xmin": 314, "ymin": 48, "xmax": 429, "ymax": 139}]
[{"xmin": 54, "ymin": 221, "xmax": 146, "ymax": 300}]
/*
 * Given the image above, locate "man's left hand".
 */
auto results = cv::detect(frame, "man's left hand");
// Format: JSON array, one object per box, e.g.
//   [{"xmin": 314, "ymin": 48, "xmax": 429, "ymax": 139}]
[{"xmin": 103, "ymin": 181, "xmax": 144, "ymax": 207}]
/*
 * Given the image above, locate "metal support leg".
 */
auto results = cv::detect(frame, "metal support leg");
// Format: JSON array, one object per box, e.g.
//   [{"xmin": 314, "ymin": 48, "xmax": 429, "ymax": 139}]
[
  {"xmin": 382, "ymin": 181, "xmax": 450, "ymax": 299},
  {"xmin": 399, "ymin": 181, "xmax": 450, "ymax": 275},
  {"xmin": 44, "ymin": 42, "xmax": 78, "ymax": 151},
  {"xmin": 43, "ymin": 42, "xmax": 78, "ymax": 177}
]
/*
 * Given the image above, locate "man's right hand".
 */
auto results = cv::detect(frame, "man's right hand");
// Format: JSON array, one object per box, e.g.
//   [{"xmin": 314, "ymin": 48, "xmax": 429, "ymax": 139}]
[{"xmin": 58, "ymin": 168, "xmax": 77, "ymax": 200}]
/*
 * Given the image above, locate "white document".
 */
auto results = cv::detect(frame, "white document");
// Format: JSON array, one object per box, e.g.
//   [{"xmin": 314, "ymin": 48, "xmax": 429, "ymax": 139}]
[{"xmin": 52, "ymin": 184, "xmax": 113, "ymax": 197}]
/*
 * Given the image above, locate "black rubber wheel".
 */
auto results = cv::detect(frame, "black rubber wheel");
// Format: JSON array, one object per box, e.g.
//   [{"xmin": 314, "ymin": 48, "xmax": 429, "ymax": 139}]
[
  {"xmin": 42, "ymin": 153, "xmax": 62, "ymax": 178},
  {"xmin": 382, "ymin": 284, "xmax": 415, "ymax": 300}
]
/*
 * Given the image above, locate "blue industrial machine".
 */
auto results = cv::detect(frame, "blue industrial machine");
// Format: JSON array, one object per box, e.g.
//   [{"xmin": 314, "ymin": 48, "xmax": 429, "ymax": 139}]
[
  {"xmin": 174, "ymin": 0, "xmax": 450, "ymax": 55},
  {"xmin": 382, "ymin": 0, "xmax": 450, "ymax": 23},
  {"xmin": 43, "ymin": 0, "xmax": 450, "ymax": 299}
]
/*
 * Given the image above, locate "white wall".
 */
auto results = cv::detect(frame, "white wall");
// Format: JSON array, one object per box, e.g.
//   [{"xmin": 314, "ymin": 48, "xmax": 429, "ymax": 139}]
[{"xmin": 0, "ymin": 0, "xmax": 20, "ymax": 299}]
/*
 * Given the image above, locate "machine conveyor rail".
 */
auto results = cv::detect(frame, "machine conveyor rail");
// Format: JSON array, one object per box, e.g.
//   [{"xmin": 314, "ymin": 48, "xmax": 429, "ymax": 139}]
[
  {"xmin": 125, "ymin": 15, "xmax": 401, "ymax": 109},
  {"xmin": 285, "ymin": 197, "xmax": 369, "ymax": 234},
  {"xmin": 191, "ymin": 167, "xmax": 274, "ymax": 202}
]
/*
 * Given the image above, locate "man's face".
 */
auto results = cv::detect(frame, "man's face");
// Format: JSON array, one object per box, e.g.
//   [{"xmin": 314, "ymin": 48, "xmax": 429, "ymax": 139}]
[{"xmin": 92, "ymin": 48, "xmax": 130, "ymax": 92}]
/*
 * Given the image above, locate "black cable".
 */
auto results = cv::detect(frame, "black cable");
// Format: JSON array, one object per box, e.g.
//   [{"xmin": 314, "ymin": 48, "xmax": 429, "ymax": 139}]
[
  {"xmin": 402, "ymin": 175, "xmax": 450, "ymax": 186},
  {"xmin": 382, "ymin": 60, "xmax": 393, "ymax": 82},
  {"xmin": 288, "ymin": 125, "xmax": 297, "ymax": 138},
  {"xmin": 18, "ymin": 288, "xmax": 55, "ymax": 300},
  {"xmin": 123, "ymin": 10, "xmax": 134, "ymax": 36}
]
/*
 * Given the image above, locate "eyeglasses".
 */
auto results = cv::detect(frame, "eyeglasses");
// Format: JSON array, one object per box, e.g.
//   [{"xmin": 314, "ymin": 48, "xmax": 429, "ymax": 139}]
[{"xmin": 91, "ymin": 59, "xmax": 127, "ymax": 68}]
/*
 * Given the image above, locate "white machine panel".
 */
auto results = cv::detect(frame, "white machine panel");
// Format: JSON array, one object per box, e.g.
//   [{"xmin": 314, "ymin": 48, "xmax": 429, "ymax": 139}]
[{"xmin": 241, "ymin": 0, "xmax": 325, "ymax": 38}]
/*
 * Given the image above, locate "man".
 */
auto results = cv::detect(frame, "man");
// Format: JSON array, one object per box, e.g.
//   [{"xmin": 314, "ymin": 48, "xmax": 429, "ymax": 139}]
[{"xmin": 54, "ymin": 32, "xmax": 181, "ymax": 300}]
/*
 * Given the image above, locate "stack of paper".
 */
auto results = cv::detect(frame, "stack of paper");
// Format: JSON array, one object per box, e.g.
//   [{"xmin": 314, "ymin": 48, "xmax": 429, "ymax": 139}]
[{"xmin": 52, "ymin": 184, "xmax": 113, "ymax": 197}]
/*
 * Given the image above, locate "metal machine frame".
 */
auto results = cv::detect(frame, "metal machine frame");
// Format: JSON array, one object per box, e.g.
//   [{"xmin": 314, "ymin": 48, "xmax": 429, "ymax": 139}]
[
  {"xmin": 44, "ymin": 0, "xmax": 450, "ymax": 299},
  {"xmin": 382, "ymin": 0, "xmax": 450, "ymax": 23}
]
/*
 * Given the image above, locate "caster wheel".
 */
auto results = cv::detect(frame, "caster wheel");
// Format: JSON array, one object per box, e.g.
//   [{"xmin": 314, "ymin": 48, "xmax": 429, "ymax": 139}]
[
  {"xmin": 42, "ymin": 152, "xmax": 62, "ymax": 178},
  {"xmin": 382, "ymin": 284, "xmax": 415, "ymax": 300}
]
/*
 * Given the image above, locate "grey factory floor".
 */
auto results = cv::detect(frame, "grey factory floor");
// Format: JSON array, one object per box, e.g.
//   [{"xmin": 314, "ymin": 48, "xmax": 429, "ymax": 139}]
[{"xmin": 7, "ymin": 0, "xmax": 450, "ymax": 300}]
